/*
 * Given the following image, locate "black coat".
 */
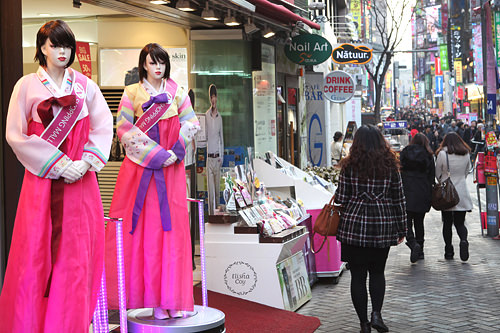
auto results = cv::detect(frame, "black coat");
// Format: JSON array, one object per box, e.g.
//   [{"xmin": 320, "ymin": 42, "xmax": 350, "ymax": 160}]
[{"xmin": 400, "ymin": 144, "xmax": 435, "ymax": 213}]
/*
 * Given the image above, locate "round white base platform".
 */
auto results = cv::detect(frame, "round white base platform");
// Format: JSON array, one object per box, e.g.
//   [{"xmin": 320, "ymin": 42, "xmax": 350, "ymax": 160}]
[{"xmin": 127, "ymin": 306, "xmax": 225, "ymax": 332}]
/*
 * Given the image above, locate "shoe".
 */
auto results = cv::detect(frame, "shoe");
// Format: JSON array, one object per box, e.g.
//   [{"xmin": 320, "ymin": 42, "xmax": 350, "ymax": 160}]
[
  {"xmin": 444, "ymin": 245, "xmax": 454, "ymax": 260},
  {"xmin": 371, "ymin": 312, "xmax": 389, "ymax": 332},
  {"xmin": 360, "ymin": 321, "xmax": 371, "ymax": 333},
  {"xmin": 167, "ymin": 310, "xmax": 185, "ymax": 318},
  {"xmin": 153, "ymin": 307, "xmax": 170, "ymax": 320},
  {"xmin": 460, "ymin": 240, "xmax": 469, "ymax": 261},
  {"xmin": 410, "ymin": 243, "xmax": 421, "ymax": 263},
  {"xmin": 418, "ymin": 252, "xmax": 424, "ymax": 260}
]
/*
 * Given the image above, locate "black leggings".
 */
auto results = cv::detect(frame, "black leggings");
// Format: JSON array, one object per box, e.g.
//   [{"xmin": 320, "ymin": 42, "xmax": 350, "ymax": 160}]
[
  {"xmin": 442, "ymin": 211, "xmax": 468, "ymax": 247},
  {"xmin": 406, "ymin": 211, "xmax": 426, "ymax": 248},
  {"xmin": 349, "ymin": 255, "xmax": 389, "ymax": 323}
]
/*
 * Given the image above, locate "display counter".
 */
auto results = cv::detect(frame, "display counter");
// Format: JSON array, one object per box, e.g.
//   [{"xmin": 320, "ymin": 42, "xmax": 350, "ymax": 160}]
[
  {"xmin": 253, "ymin": 157, "xmax": 346, "ymax": 279},
  {"xmin": 205, "ymin": 215, "xmax": 312, "ymax": 311}
]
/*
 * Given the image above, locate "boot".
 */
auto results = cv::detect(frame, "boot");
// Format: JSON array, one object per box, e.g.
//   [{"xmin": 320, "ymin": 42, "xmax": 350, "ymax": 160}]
[
  {"xmin": 444, "ymin": 245, "xmax": 454, "ymax": 260},
  {"xmin": 360, "ymin": 321, "xmax": 371, "ymax": 333},
  {"xmin": 410, "ymin": 243, "xmax": 421, "ymax": 263},
  {"xmin": 371, "ymin": 312, "xmax": 388, "ymax": 333},
  {"xmin": 459, "ymin": 240, "xmax": 469, "ymax": 261}
]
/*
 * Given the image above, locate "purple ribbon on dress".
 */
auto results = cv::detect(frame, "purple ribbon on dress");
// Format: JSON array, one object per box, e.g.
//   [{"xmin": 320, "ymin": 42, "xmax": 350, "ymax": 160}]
[
  {"xmin": 130, "ymin": 95, "xmax": 174, "ymax": 235},
  {"xmin": 141, "ymin": 93, "xmax": 170, "ymax": 112}
]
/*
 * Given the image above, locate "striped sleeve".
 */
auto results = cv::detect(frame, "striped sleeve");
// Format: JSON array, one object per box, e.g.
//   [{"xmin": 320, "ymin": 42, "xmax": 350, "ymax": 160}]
[
  {"xmin": 82, "ymin": 78, "xmax": 114, "ymax": 171},
  {"xmin": 116, "ymin": 90, "xmax": 170, "ymax": 169}
]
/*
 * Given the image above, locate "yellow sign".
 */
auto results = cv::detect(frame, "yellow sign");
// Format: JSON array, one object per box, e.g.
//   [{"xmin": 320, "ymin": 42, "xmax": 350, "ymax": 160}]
[
  {"xmin": 488, "ymin": 177, "xmax": 497, "ymax": 186},
  {"xmin": 454, "ymin": 60, "xmax": 463, "ymax": 83}
]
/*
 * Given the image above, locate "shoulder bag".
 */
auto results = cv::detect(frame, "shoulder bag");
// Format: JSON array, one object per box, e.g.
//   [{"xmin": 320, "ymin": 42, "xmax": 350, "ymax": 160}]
[
  {"xmin": 431, "ymin": 152, "xmax": 460, "ymax": 210},
  {"xmin": 311, "ymin": 195, "xmax": 341, "ymax": 253}
]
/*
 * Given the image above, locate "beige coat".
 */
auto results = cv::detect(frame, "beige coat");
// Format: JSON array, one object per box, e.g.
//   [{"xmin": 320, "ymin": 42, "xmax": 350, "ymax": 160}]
[{"xmin": 435, "ymin": 149, "xmax": 473, "ymax": 211}]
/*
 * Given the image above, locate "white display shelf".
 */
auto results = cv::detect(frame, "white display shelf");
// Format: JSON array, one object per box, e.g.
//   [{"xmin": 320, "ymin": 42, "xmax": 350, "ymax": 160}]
[
  {"xmin": 253, "ymin": 158, "xmax": 335, "ymax": 210},
  {"xmin": 205, "ymin": 222, "xmax": 311, "ymax": 310}
]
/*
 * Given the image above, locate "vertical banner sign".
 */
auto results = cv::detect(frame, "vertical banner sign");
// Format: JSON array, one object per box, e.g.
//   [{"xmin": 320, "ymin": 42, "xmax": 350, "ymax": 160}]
[
  {"xmin": 305, "ymin": 73, "xmax": 326, "ymax": 167},
  {"xmin": 487, "ymin": 94, "xmax": 497, "ymax": 114},
  {"xmin": 435, "ymin": 57, "xmax": 443, "ymax": 75},
  {"xmin": 450, "ymin": 26, "xmax": 462, "ymax": 61},
  {"xmin": 472, "ymin": 24, "xmax": 484, "ymax": 85},
  {"xmin": 454, "ymin": 60, "xmax": 463, "ymax": 83},
  {"xmin": 75, "ymin": 41, "xmax": 92, "ymax": 79},
  {"xmin": 495, "ymin": 11, "xmax": 500, "ymax": 67},
  {"xmin": 439, "ymin": 45, "xmax": 449, "ymax": 71},
  {"xmin": 486, "ymin": 4, "xmax": 498, "ymax": 94},
  {"xmin": 350, "ymin": 0, "xmax": 362, "ymax": 36},
  {"xmin": 441, "ymin": 1, "xmax": 448, "ymax": 35},
  {"xmin": 435, "ymin": 75, "xmax": 444, "ymax": 96}
]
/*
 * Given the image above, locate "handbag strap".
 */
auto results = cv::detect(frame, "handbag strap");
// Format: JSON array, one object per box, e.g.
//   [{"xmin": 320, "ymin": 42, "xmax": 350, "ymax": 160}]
[{"xmin": 445, "ymin": 152, "xmax": 451, "ymax": 178}]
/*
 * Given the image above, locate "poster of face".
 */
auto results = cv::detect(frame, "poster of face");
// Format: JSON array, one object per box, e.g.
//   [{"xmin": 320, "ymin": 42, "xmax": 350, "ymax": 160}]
[{"xmin": 425, "ymin": 5, "xmax": 441, "ymax": 44}]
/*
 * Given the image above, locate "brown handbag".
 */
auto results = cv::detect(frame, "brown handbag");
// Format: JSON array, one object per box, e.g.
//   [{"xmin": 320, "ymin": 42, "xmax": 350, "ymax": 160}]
[
  {"xmin": 311, "ymin": 195, "xmax": 341, "ymax": 253},
  {"xmin": 431, "ymin": 152, "xmax": 460, "ymax": 211}
]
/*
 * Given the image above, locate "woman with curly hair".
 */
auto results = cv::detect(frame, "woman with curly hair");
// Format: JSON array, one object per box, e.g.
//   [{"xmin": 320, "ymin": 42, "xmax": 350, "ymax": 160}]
[{"xmin": 335, "ymin": 125, "xmax": 407, "ymax": 333}]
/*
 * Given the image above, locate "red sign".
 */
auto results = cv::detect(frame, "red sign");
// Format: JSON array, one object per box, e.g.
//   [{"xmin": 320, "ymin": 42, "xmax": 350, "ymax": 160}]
[
  {"xmin": 457, "ymin": 86, "xmax": 464, "ymax": 100},
  {"xmin": 76, "ymin": 41, "xmax": 92, "ymax": 79},
  {"xmin": 435, "ymin": 57, "xmax": 443, "ymax": 75}
]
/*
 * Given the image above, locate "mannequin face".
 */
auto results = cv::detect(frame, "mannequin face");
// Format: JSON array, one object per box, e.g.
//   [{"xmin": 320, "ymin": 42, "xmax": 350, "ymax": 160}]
[
  {"xmin": 210, "ymin": 94, "xmax": 217, "ymax": 109},
  {"xmin": 144, "ymin": 54, "xmax": 166, "ymax": 81},
  {"xmin": 41, "ymin": 38, "xmax": 71, "ymax": 69}
]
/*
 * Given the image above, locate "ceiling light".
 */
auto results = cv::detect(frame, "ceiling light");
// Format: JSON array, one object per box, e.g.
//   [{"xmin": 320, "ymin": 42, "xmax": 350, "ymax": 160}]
[
  {"xmin": 201, "ymin": 2, "xmax": 219, "ymax": 21},
  {"xmin": 224, "ymin": 9, "xmax": 241, "ymax": 26},
  {"xmin": 262, "ymin": 27, "xmax": 275, "ymax": 38},
  {"xmin": 176, "ymin": 0, "xmax": 196, "ymax": 11},
  {"xmin": 150, "ymin": 0, "xmax": 168, "ymax": 4},
  {"xmin": 244, "ymin": 17, "xmax": 259, "ymax": 34}
]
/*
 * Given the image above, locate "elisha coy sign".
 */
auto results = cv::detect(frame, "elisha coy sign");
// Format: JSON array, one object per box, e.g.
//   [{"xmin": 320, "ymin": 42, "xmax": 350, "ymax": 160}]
[
  {"xmin": 332, "ymin": 43, "xmax": 373, "ymax": 65},
  {"xmin": 285, "ymin": 34, "xmax": 332, "ymax": 65}
]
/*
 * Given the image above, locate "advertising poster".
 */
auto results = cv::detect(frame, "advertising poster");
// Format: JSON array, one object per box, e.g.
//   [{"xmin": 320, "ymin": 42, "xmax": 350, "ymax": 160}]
[
  {"xmin": 252, "ymin": 44, "xmax": 277, "ymax": 155},
  {"xmin": 276, "ymin": 252, "xmax": 312, "ymax": 312},
  {"xmin": 425, "ymin": 6, "xmax": 441, "ymax": 44},
  {"xmin": 350, "ymin": 0, "xmax": 362, "ymax": 36},
  {"xmin": 472, "ymin": 24, "xmax": 483, "ymax": 85},
  {"xmin": 305, "ymin": 73, "xmax": 327, "ymax": 167}
]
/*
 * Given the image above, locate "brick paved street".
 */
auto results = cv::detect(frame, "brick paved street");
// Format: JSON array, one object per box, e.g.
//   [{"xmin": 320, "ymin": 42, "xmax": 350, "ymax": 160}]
[{"xmin": 298, "ymin": 177, "xmax": 500, "ymax": 332}]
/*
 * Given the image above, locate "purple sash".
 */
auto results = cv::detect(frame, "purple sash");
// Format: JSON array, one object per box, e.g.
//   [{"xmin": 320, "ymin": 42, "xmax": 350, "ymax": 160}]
[
  {"xmin": 130, "ymin": 79, "xmax": 178, "ymax": 235},
  {"xmin": 40, "ymin": 71, "xmax": 87, "ymax": 148}
]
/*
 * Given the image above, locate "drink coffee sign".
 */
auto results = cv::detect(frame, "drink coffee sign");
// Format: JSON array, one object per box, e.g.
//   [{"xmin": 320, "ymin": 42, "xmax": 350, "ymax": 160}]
[
  {"xmin": 324, "ymin": 71, "xmax": 355, "ymax": 103},
  {"xmin": 285, "ymin": 34, "xmax": 332, "ymax": 65},
  {"xmin": 332, "ymin": 43, "xmax": 373, "ymax": 65}
]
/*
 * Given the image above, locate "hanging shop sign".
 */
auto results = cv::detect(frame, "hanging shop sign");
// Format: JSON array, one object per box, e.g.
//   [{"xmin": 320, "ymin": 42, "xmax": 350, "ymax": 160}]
[
  {"xmin": 323, "ymin": 71, "xmax": 355, "ymax": 103},
  {"xmin": 495, "ymin": 11, "xmax": 500, "ymax": 67},
  {"xmin": 439, "ymin": 44, "xmax": 449, "ymax": 71},
  {"xmin": 331, "ymin": 43, "xmax": 373, "ymax": 65},
  {"xmin": 76, "ymin": 41, "xmax": 92, "ymax": 79},
  {"xmin": 284, "ymin": 34, "xmax": 332, "ymax": 65}
]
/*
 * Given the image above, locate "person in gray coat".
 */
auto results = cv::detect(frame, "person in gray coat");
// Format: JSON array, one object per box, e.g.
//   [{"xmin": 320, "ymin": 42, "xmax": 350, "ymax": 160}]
[{"xmin": 435, "ymin": 132, "xmax": 473, "ymax": 261}]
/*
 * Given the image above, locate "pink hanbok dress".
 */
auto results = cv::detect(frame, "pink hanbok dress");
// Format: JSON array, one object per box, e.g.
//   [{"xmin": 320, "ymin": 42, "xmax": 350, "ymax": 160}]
[
  {"xmin": 0, "ymin": 67, "xmax": 113, "ymax": 332},
  {"xmin": 105, "ymin": 78, "xmax": 199, "ymax": 311}
]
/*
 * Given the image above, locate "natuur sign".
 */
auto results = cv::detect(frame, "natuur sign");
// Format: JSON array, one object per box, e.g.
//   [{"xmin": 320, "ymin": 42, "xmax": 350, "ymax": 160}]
[
  {"xmin": 331, "ymin": 43, "xmax": 373, "ymax": 65},
  {"xmin": 323, "ymin": 71, "xmax": 355, "ymax": 103},
  {"xmin": 285, "ymin": 34, "xmax": 332, "ymax": 65}
]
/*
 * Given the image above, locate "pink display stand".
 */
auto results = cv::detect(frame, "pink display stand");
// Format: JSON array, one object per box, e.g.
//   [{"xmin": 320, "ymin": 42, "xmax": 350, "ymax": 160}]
[{"xmin": 308, "ymin": 209, "xmax": 346, "ymax": 280}]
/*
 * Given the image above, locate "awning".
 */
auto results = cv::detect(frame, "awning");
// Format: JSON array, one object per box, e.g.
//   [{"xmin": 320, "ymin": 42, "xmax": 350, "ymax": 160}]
[{"xmin": 247, "ymin": 0, "xmax": 320, "ymax": 30}]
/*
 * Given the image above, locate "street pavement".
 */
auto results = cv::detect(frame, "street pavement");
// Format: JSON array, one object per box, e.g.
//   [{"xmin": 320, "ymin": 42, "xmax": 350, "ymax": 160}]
[{"xmin": 298, "ymin": 175, "xmax": 500, "ymax": 332}]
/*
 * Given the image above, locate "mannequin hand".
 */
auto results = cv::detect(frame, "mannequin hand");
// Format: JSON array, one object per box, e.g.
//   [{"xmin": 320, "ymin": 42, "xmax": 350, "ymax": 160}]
[
  {"xmin": 73, "ymin": 160, "xmax": 91, "ymax": 176},
  {"xmin": 163, "ymin": 150, "xmax": 178, "ymax": 167},
  {"xmin": 61, "ymin": 163, "xmax": 82, "ymax": 184}
]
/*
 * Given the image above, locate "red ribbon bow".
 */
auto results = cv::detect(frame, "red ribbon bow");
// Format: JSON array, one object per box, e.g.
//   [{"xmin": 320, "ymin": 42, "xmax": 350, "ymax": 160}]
[{"xmin": 37, "ymin": 95, "xmax": 76, "ymax": 128}]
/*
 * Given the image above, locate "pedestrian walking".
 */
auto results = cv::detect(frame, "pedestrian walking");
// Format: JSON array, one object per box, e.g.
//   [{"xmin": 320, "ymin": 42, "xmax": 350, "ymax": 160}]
[
  {"xmin": 334, "ymin": 125, "xmax": 407, "ymax": 333},
  {"xmin": 400, "ymin": 133, "xmax": 435, "ymax": 263},
  {"xmin": 435, "ymin": 132, "xmax": 472, "ymax": 261}
]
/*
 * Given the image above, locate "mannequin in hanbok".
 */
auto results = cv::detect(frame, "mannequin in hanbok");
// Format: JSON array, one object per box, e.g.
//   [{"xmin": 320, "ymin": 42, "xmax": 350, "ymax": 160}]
[
  {"xmin": 0, "ymin": 20, "xmax": 113, "ymax": 332},
  {"xmin": 105, "ymin": 43, "xmax": 200, "ymax": 319}
]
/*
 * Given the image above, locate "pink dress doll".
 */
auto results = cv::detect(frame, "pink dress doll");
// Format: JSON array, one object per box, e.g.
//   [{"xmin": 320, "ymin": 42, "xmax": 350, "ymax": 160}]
[
  {"xmin": 105, "ymin": 43, "xmax": 199, "ymax": 319},
  {"xmin": 0, "ymin": 20, "xmax": 113, "ymax": 332}
]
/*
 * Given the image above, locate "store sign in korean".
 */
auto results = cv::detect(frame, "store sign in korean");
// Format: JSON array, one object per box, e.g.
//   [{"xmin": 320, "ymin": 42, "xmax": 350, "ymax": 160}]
[
  {"xmin": 439, "ymin": 44, "xmax": 449, "ymax": 71},
  {"xmin": 450, "ymin": 26, "xmax": 462, "ymax": 61},
  {"xmin": 323, "ymin": 71, "xmax": 355, "ymax": 103},
  {"xmin": 285, "ymin": 34, "xmax": 332, "ymax": 65},
  {"xmin": 331, "ymin": 43, "xmax": 373, "ymax": 65},
  {"xmin": 495, "ymin": 11, "xmax": 500, "ymax": 67},
  {"xmin": 435, "ymin": 75, "xmax": 443, "ymax": 97},
  {"xmin": 454, "ymin": 60, "xmax": 463, "ymax": 83}
]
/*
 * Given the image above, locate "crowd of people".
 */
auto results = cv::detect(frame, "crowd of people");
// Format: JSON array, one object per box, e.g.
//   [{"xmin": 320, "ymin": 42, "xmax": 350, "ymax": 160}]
[{"xmin": 332, "ymin": 108, "xmax": 479, "ymax": 332}]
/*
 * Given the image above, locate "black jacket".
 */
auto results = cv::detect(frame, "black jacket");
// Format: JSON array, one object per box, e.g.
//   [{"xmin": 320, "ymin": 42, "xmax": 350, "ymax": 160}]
[{"xmin": 400, "ymin": 144, "xmax": 435, "ymax": 213}]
